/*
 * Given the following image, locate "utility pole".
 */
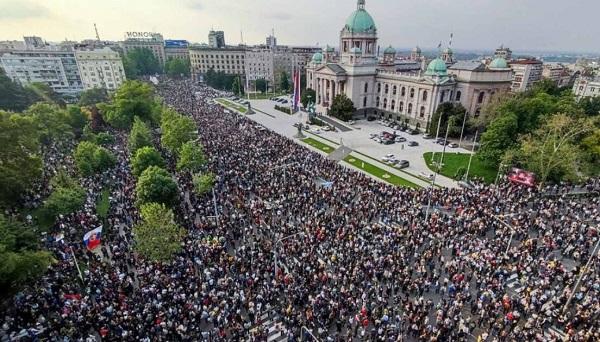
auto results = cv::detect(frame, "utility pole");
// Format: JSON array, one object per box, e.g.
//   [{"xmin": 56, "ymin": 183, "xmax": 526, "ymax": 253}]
[
  {"xmin": 464, "ymin": 130, "xmax": 478, "ymax": 181},
  {"xmin": 458, "ymin": 110, "xmax": 468, "ymax": 148},
  {"xmin": 430, "ymin": 113, "xmax": 443, "ymax": 163}
]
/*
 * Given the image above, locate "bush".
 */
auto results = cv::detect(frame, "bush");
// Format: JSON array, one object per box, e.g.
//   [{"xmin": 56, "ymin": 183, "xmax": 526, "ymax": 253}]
[
  {"xmin": 94, "ymin": 132, "xmax": 115, "ymax": 146},
  {"xmin": 274, "ymin": 105, "xmax": 292, "ymax": 114}
]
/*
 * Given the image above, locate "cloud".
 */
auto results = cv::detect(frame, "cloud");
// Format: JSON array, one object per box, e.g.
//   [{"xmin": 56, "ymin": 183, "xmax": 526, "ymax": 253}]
[
  {"xmin": 265, "ymin": 12, "xmax": 292, "ymax": 21},
  {"xmin": 0, "ymin": 0, "xmax": 50, "ymax": 20}
]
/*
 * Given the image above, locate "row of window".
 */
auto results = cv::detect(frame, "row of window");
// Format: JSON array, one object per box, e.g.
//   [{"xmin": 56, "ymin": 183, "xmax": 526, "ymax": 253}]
[
  {"xmin": 192, "ymin": 54, "xmax": 244, "ymax": 60},
  {"xmin": 373, "ymin": 98, "xmax": 427, "ymax": 118}
]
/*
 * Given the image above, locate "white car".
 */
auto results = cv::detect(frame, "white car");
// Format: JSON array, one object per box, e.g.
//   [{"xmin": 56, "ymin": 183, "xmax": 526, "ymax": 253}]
[{"xmin": 348, "ymin": 120, "xmax": 356, "ymax": 125}]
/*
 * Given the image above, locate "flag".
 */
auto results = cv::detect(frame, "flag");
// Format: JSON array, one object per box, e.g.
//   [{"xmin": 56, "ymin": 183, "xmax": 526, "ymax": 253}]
[
  {"xmin": 83, "ymin": 226, "xmax": 103, "ymax": 250},
  {"xmin": 292, "ymin": 70, "xmax": 301, "ymax": 111}
]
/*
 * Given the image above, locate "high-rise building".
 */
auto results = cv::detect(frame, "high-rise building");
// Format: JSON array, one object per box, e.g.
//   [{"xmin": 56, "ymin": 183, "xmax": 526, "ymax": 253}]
[
  {"xmin": 266, "ymin": 35, "xmax": 277, "ymax": 49},
  {"xmin": 494, "ymin": 45, "xmax": 513, "ymax": 61},
  {"xmin": 122, "ymin": 32, "xmax": 166, "ymax": 65},
  {"xmin": 509, "ymin": 59, "xmax": 543, "ymax": 92},
  {"xmin": 75, "ymin": 47, "xmax": 126, "ymax": 91},
  {"xmin": 245, "ymin": 47, "xmax": 274, "ymax": 86},
  {"xmin": 189, "ymin": 46, "xmax": 245, "ymax": 81},
  {"xmin": 1, "ymin": 47, "xmax": 83, "ymax": 95},
  {"xmin": 208, "ymin": 30, "xmax": 226, "ymax": 48},
  {"xmin": 164, "ymin": 40, "xmax": 190, "ymax": 61},
  {"xmin": 24, "ymin": 36, "xmax": 45, "ymax": 49}
]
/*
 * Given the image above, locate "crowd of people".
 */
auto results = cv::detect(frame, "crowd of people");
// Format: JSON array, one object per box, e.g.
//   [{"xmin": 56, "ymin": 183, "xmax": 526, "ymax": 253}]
[{"xmin": 1, "ymin": 78, "xmax": 599, "ymax": 341}]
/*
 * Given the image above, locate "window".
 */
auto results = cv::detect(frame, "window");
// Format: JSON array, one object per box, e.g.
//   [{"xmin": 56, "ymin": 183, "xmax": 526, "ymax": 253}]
[
  {"xmin": 408, "ymin": 103, "xmax": 413, "ymax": 114},
  {"xmin": 364, "ymin": 82, "xmax": 368, "ymax": 93},
  {"xmin": 384, "ymin": 84, "xmax": 389, "ymax": 94},
  {"xmin": 391, "ymin": 100, "xmax": 396, "ymax": 111},
  {"xmin": 393, "ymin": 86, "xmax": 397, "ymax": 95},
  {"xmin": 441, "ymin": 91, "xmax": 445, "ymax": 102},
  {"xmin": 422, "ymin": 90, "xmax": 428, "ymax": 101},
  {"xmin": 478, "ymin": 91, "xmax": 485, "ymax": 104},
  {"xmin": 377, "ymin": 83, "xmax": 381, "ymax": 93},
  {"xmin": 420, "ymin": 106, "xmax": 425, "ymax": 118},
  {"xmin": 399, "ymin": 101, "xmax": 404, "ymax": 112},
  {"xmin": 401, "ymin": 87, "xmax": 406, "ymax": 96},
  {"xmin": 383, "ymin": 98, "xmax": 387, "ymax": 109},
  {"xmin": 410, "ymin": 88, "xmax": 415, "ymax": 98},
  {"xmin": 363, "ymin": 97, "xmax": 367, "ymax": 107},
  {"xmin": 455, "ymin": 91, "xmax": 462, "ymax": 102},
  {"xmin": 376, "ymin": 97, "xmax": 380, "ymax": 108}
]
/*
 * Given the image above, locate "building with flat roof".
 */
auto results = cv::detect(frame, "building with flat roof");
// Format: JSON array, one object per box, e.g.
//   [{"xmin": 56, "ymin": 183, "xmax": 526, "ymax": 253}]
[
  {"xmin": 75, "ymin": 47, "xmax": 126, "ymax": 91},
  {"xmin": 189, "ymin": 46, "xmax": 245, "ymax": 81},
  {"xmin": 573, "ymin": 77, "xmax": 600, "ymax": 99},
  {"xmin": 208, "ymin": 30, "xmax": 225, "ymax": 48},
  {"xmin": 164, "ymin": 40, "xmax": 190, "ymax": 61},
  {"xmin": 542, "ymin": 63, "xmax": 573, "ymax": 88},
  {"xmin": 122, "ymin": 32, "xmax": 166, "ymax": 66},
  {"xmin": 509, "ymin": 59, "xmax": 543, "ymax": 92}
]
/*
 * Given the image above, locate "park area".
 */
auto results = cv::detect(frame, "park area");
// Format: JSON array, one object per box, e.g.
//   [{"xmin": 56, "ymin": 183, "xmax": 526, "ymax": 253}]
[{"xmin": 423, "ymin": 152, "xmax": 498, "ymax": 183}]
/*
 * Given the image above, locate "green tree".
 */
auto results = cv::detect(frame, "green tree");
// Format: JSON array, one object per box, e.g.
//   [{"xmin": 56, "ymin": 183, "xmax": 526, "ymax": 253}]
[
  {"xmin": 98, "ymin": 80, "xmax": 160, "ymax": 128},
  {"xmin": 515, "ymin": 114, "xmax": 595, "ymax": 185},
  {"xmin": 427, "ymin": 102, "xmax": 468, "ymax": 137},
  {"xmin": 579, "ymin": 96, "xmax": 600, "ymax": 116},
  {"xmin": 79, "ymin": 88, "xmax": 108, "ymax": 107},
  {"xmin": 42, "ymin": 184, "xmax": 86, "ymax": 219},
  {"xmin": 255, "ymin": 79, "xmax": 268, "ymax": 93},
  {"xmin": 132, "ymin": 146, "xmax": 165, "ymax": 177},
  {"xmin": 177, "ymin": 141, "xmax": 207, "ymax": 172},
  {"xmin": 26, "ymin": 103, "xmax": 75, "ymax": 143},
  {"xmin": 94, "ymin": 132, "xmax": 115, "ymax": 146},
  {"xmin": 477, "ymin": 113, "xmax": 519, "ymax": 167},
  {"xmin": 128, "ymin": 116, "xmax": 153, "ymax": 152},
  {"xmin": 165, "ymin": 58, "xmax": 190, "ymax": 78},
  {"xmin": 0, "ymin": 68, "xmax": 39, "ymax": 111},
  {"xmin": 193, "ymin": 172, "xmax": 216, "ymax": 195},
  {"xmin": 74, "ymin": 141, "xmax": 116, "ymax": 176},
  {"xmin": 135, "ymin": 166, "xmax": 178, "ymax": 206},
  {"xmin": 0, "ymin": 214, "xmax": 54, "ymax": 293},
  {"xmin": 301, "ymin": 88, "xmax": 316, "ymax": 108},
  {"xmin": 0, "ymin": 111, "xmax": 43, "ymax": 205},
  {"xmin": 25, "ymin": 82, "xmax": 59, "ymax": 103},
  {"xmin": 124, "ymin": 47, "xmax": 161, "ymax": 78},
  {"xmin": 279, "ymin": 72, "xmax": 290, "ymax": 92},
  {"xmin": 329, "ymin": 94, "xmax": 355, "ymax": 121},
  {"xmin": 160, "ymin": 108, "xmax": 196, "ymax": 154},
  {"xmin": 132, "ymin": 203, "xmax": 186, "ymax": 262},
  {"xmin": 231, "ymin": 76, "xmax": 244, "ymax": 96},
  {"xmin": 580, "ymin": 127, "xmax": 600, "ymax": 175}
]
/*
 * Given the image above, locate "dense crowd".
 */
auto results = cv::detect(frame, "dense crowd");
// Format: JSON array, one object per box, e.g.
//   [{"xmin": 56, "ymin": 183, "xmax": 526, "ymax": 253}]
[{"xmin": 1, "ymin": 78, "xmax": 599, "ymax": 341}]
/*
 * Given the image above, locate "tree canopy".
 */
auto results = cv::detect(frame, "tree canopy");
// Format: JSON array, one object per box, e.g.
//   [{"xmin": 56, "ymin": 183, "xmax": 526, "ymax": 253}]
[
  {"xmin": 427, "ymin": 102, "xmax": 468, "ymax": 137},
  {"xmin": 132, "ymin": 146, "xmax": 165, "ymax": 177},
  {"xmin": 135, "ymin": 166, "xmax": 179, "ymax": 206},
  {"xmin": 0, "ymin": 68, "xmax": 40, "ymax": 112},
  {"xmin": 160, "ymin": 108, "xmax": 197, "ymax": 154},
  {"xmin": 98, "ymin": 80, "xmax": 161, "ymax": 129},
  {"xmin": 164, "ymin": 58, "xmax": 190, "ymax": 78},
  {"xmin": 123, "ymin": 47, "xmax": 162, "ymax": 78},
  {"xmin": 193, "ymin": 172, "xmax": 216, "ymax": 196},
  {"xmin": 132, "ymin": 203, "xmax": 186, "ymax": 262},
  {"xmin": 177, "ymin": 141, "xmax": 207, "ymax": 173},
  {"xmin": 301, "ymin": 88, "xmax": 316, "ymax": 108},
  {"xmin": 128, "ymin": 116, "xmax": 153, "ymax": 152},
  {"xmin": 279, "ymin": 72, "xmax": 290, "ymax": 93},
  {"xmin": 329, "ymin": 94, "xmax": 355, "ymax": 122},
  {"xmin": 74, "ymin": 141, "xmax": 116, "ymax": 176},
  {"xmin": 205, "ymin": 68, "xmax": 238, "ymax": 91},
  {"xmin": 79, "ymin": 88, "xmax": 108, "ymax": 107}
]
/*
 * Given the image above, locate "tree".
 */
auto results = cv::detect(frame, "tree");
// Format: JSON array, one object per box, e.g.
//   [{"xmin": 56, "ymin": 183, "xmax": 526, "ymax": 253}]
[
  {"xmin": 42, "ymin": 184, "xmax": 86, "ymax": 219},
  {"xmin": 231, "ymin": 76, "xmax": 244, "ymax": 96},
  {"xmin": 128, "ymin": 116, "xmax": 153, "ymax": 152},
  {"xmin": 0, "ymin": 68, "xmax": 39, "ymax": 111},
  {"xmin": 177, "ymin": 141, "xmax": 207, "ymax": 172},
  {"xmin": 160, "ymin": 108, "xmax": 197, "ymax": 154},
  {"xmin": 164, "ymin": 58, "xmax": 190, "ymax": 78},
  {"xmin": 427, "ymin": 102, "xmax": 468, "ymax": 137},
  {"xmin": 193, "ymin": 172, "xmax": 215, "ymax": 195},
  {"xmin": 135, "ymin": 166, "xmax": 178, "ymax": 206},
  {"xmin": 255, "ymin": 79, "xmax": 268, "ymax": 93},
  {"xmin": 132, "ymin": 146, "xmax": 165, "ymax": 177},
  {"xmin": 132, "ymin": 203, "xmax": 186, "ymax": 262},
  {"xmin": 329, "ymin": 94, "xmax": 355, "ymax": 121},
  {"xmin": 74, "ymin": 141, "xmax": 116, "ymax": 176},
  {"xmin": 477, "ymin": 113, "xmax": 519, "ymax": 167},
  {"xmin": 515, "ymin": 114, "xmax": 595, "ymax": 185},
  {"xmin": 0, "ymin": 214, "xmax": 54, "ymax": 293},
  {"xmin": 301, "ymin": 88, "xmax": 316, "ymax": 108},
  {"xmin": 123, "ymin": 47, "xmax": 161, "ymax": 78},
  {"xmin": 279, "ymin": 72, "xmax": 290, "ymax": 92},
  {"xmin": 25, "ymin": 82, "xmax": 59, "ymax": 103},
  {"xmin": 0, "ymin": 111, "xmax": 43, "ymax": 205},
  {"xmin": 579, "ymin": 96, "xmax": 600, "ymax": 116},
  {"xmin": 79, "ymin": 88, "xmax": 108, "ymax": 107},
  {"xmin": 26, "ymin": 103, "xmax": 75, "ymax": 143},
  {"xmin": 580, "ymin": 127, "xmax": 600, "ymax": 175},
  {"xmin": 98, "ymin": 80, "xmax": 160, "ymax": 128}
]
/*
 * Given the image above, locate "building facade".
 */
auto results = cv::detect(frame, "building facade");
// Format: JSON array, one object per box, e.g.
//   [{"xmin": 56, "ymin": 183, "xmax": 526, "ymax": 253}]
[
  {"xmin": 245, "ymin": 47, "xmax": 274, "ymax": 86},
  {"xmin": 1, "ymin": 48, "xmax": 83, "ymax": 95},
  {"xmin": 164, "ymin": 40, "xmax": 190, "ymax": 61},
  {"xmin": 306, "ymin": 0, "xmax": 513, "ymax": 126},
  {"xmin": 573, "ymin": 77, "xmax": 600, "ymax": 99},
  {"xmin": 208, "ymin": 30, "xmax": 226, "ymax": 48},
  {"xmin": 75, "ymin": 47, "xmax": 126, "ymax": 91},
  {"xmin": 509, "ymin": 59, "xmax": 543, "ymax": 92},
  {"xmin": 542, "ymin": 63, "xmax": 573, "ymax": 88},
  {"xmin": 122, "ymin": 32, "xmax": 166, "ymax": 66},
  {"xmin": 189, "ymin": 47, "xmax": 245, "ymax": 80}
]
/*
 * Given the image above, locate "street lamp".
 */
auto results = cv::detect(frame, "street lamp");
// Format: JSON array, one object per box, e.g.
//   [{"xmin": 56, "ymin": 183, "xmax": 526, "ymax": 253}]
[
  {"xmin": 425, "ymin": 121, "xmax": 450, "ymax": 221},
  {"xmin": 562, "ymin": 227, "xmax": 600, "ymax": 313}
]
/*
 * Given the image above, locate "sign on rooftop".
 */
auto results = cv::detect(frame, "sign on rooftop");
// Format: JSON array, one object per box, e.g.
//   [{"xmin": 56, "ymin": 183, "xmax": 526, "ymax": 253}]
[{"xmin": 125, "ymin": 32, "xmax": 163, "ymax": 41}]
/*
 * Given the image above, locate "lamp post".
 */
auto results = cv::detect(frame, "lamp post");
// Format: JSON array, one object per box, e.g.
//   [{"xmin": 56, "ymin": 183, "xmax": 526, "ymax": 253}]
[
  {"xmin": 464, "ymin": 130, "xmax": 478, "ymax": 182},
  {"xmin": 425, "ymin": 121, "xmax": 450, "ymax": 221},
  {"xmin": 562, "ymin": 227, "xmax": 599, "ymax": 313},
  {"xmin": 458, "ymin": 110, "xmax": 468, "ymax": 148},
  {"xmin": 430, "ymin": 113, "xmax": 443, "ymax": 163}
]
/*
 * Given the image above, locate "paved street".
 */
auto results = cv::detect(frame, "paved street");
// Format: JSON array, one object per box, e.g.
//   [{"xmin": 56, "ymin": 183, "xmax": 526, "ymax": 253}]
[{"xmin": 246, "ymin": 98, "xmax": 465, "ymax": 188}]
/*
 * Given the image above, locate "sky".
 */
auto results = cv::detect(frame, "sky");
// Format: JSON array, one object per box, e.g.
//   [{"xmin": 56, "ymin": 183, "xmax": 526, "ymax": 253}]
[{"xmin": 1, "ymin": 0, "xmax": 599, "ymax": 53}]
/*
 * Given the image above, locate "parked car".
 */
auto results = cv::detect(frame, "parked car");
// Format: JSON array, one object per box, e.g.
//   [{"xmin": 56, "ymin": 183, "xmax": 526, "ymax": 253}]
[
  {"xmin": 419, "ymin": 172, "xmax": 434, "ymax": 180},
  {"xmin": 408, "ymin": 141, "xmax": 419, "ymax": 147},
  {"xmin": 382, "ymin": 139, "xmax": 394, "ymax": 145},
  {"xmin": 382, "ymin": 154, "xmax": 395, "ymax": 161},
  {"xmin": 348, "ymin": 120, "xmax": 356, "ymax": 125},
  {"xmin": 395, "ymin": 136, "xmax": 407, "ymax": 143},
  {"xmin": 423, "ymin": 133, "xmax": 433, "ymax": 139},
  {"xmin": 437, "ymin": 139, "xmax": 449, "ymax": 146},
  {"xmin": 367, "ymin": 116, "xmax": 376, "ymax": 121},
  {"xmin": 409, "ymin": 129, "xmax": 419, "ymax": 135},
  {"xmin": 397, "ymin": 160, "xmax": 410, "ymax": 169},
  {"xmin": 449, "ymin": 142, "xmax": 459, "ymax": 148},
  {"xmin": 373, "ymin": 137, "xmax": 382, "ymax": 143}
]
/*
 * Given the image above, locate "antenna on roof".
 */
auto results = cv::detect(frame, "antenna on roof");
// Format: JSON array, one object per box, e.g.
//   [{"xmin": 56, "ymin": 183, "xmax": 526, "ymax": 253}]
[
  {"xmin": 240, "ymin": 30, "xmax": 244, "ymax": 45},
  {"xmin": 94, "ymin": 23, "xmax": 101, "ymax": 41},
  {"xmin": 449, "ymin": 33, "xmax": 453, "ymax": 48}
]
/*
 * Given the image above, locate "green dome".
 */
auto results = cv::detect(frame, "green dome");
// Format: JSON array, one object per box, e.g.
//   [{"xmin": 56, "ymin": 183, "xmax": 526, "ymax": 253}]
[
  {"xmin": 344, "ymin": 2, "xmax": 376, "ymax": 33},
  {"xmin": 489, "ymin": 57, "xmax": 508, "ymax": 69},
  {"xmin": 384, "ymin": 45, "xmax": 396, "ymax": 54},
  {"xmin": 312, "ymin": 52, "xmax": 323, "ymax": 63},
  {"xmin": 425, "ymin": 58, "xmax": 448, "ymax": 77},
  {"xmin": 325, "ymin": 45, "xmax": 335, "ymax": 52}
]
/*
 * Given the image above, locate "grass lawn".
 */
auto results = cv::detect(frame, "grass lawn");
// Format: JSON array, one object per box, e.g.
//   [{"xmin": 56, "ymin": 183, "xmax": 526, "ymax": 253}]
[
  {"xmin": 216, "ymin": 98, "xmax": 248, "ymax": 113},
  {"xmin": 343, "ymin": 155, "xmax": 420, "ymax": 188},
  {"xmin": 96, "ymin": 188, "xmax": 111, "ymax": 220},
  {"xmin": 302, "ymin": 137, "xmax": 335, "ymax": 153},
  {"xmin": 423, "ymin": 152, "xmax": 497, "ymax": 183}
]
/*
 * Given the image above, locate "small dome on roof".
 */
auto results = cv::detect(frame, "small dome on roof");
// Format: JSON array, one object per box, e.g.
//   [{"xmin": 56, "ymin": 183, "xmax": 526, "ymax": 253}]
[
  {"xmin": 384, "ymin": 45, "xmax": 396, "ymax": 54},
  {"xmin": 489, "ymin": 57, "xmax": 508, "ymax": 69},
  {"xmin": 344, "ymin": 1, "xmax": 377, "ymax": 33},
  {"xmin": 425, "ymin": 58, "xmax": 448, "ymax": 77},
  {"xmin": 350, "ymin": 47, "xmax": 362, "ymax": 54},
  {"xmin": 443, "ymin": 47, "xmax": 453, "ymax": 55},
  {"xmin": 325, "ymin": 45, "xmax": 335, "ymax": 52},
  {"xmin": 312, "ymin": 51, "xmax": 323, "ymax": 63}
]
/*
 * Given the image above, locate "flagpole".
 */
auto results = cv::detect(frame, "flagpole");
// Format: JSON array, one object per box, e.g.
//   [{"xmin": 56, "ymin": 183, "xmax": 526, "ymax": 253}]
[{"xmin": 71, "ymin": 248, "xmax": 84, "ymax": 283}]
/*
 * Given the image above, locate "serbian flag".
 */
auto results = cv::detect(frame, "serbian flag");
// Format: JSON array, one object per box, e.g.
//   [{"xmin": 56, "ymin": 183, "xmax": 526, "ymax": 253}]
[
  {"xmin": 83, "ymin": 226, "xmax": 103, "ymax": 250},
  {"xmin": 292, "ymin": 70, "xmax": 301, "ymax": 111}
]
